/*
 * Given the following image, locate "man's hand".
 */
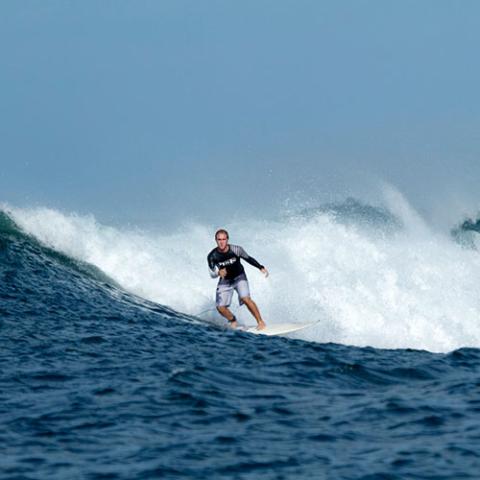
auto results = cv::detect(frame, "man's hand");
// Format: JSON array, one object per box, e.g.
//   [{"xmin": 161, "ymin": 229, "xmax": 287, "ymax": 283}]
[
  {"xmin": 219, "ymin": 268, "xmax": 227, "ymax": 278},
  {"xmin": 261, "ymin": 267, "xmax": 269, "ymax": 278}
]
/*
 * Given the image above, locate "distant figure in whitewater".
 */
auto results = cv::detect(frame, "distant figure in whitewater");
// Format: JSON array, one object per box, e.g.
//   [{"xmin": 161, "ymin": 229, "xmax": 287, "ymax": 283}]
[{"xmin": 207, "ymin": 229, "xmax": 268, "ymax": 330}]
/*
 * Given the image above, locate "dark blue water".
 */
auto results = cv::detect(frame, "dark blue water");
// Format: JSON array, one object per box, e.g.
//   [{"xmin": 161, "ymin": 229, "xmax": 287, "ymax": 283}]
[{"xmin": 2, "ymin": 210, "xmax": 480, "ymax": 480}]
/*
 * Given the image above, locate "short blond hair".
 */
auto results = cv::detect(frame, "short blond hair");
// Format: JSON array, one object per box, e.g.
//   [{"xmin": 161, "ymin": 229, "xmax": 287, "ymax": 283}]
[{"xmin": 215, "ymin": 229, "xmax": 229, "ymax": 239}]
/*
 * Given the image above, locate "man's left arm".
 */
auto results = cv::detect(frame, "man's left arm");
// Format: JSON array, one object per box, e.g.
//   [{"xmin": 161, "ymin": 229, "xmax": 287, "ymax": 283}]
[{"xmin": 232, "ymin": 245, "xmax": 269, "ymax": 276}]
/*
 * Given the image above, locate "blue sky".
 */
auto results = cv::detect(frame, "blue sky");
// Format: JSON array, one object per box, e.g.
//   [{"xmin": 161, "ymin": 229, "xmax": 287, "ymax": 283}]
[{"xmin": 1, "ymin": 1, "xmax": 480, "ymax": 226}]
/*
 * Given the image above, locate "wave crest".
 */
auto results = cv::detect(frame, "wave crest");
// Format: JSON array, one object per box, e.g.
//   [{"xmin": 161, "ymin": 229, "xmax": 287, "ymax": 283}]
[{"xmin": 4, "ymin": 195, "xmax": 480, "ymax": 353}]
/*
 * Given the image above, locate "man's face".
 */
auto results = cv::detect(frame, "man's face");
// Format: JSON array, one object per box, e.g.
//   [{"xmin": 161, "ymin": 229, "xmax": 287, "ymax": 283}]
[{"xmin": 216, "ymin": 234, "xmax": 229, "ymax": 250}]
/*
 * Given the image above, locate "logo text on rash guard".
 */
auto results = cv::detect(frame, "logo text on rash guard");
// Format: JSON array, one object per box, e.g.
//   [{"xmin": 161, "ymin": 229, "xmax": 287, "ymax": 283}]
[{"xmin": 218, "ymin": 258, "xmax": 237, "ymax": 268}]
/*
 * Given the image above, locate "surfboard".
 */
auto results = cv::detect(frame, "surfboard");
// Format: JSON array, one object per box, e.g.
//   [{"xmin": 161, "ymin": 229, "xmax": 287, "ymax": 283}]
[{"xmin": 243, "ymin": 320, "xmax": 319, "ymax": 337}]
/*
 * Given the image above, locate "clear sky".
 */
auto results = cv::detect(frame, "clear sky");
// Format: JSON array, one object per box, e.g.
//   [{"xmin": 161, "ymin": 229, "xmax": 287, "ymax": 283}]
[{"xmin": 1, "ymin": 1, "xmax": 480, "ymax": 227}]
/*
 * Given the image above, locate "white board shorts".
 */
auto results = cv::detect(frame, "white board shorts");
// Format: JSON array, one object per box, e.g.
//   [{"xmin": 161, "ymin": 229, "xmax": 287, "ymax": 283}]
[{"xmin": 216, "ymin": 273, "xmax": 250, "ymax": 307}]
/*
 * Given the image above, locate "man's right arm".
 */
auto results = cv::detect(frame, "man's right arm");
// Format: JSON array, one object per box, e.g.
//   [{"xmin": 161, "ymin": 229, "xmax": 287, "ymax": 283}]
[{"xmin": 207, "ymin": 253, "xmax": 219, "ymax": 278}]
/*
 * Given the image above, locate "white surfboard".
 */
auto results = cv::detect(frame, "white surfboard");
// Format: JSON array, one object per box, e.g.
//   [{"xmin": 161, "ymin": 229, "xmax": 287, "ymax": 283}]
[{"xmin": 243, "ymin": 321, "xmax": 319, "ymax": 336}]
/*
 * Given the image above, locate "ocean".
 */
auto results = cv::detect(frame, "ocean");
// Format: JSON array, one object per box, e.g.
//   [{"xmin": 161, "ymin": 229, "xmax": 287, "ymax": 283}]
[{"xmin": 2, "ymin": 197, "xmax": 480, "ymax": 479}]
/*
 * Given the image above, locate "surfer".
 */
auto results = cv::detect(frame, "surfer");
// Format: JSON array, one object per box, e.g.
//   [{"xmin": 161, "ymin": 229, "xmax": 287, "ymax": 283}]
[{"xmin": 207, "ymin": 229, "xmax": 268, "ymax": 330}]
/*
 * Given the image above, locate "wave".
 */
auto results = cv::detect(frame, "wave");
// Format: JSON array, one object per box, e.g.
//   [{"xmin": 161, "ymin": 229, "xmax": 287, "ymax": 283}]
[
  {"xmin": 451, "ymin": 213, "xmax": 480, "ymax": 250},
  {"xmin": 0, "ymin": 208, "xmax": 184, "ymax": 324},
  {"xmin": 292, "ymin": 197, "xmax": 402, "ymax": 233},
  {"xmin": 3, "ymin": 188, "xmax": 480, "ymax": 353},
  {"xmin": 0, "ymin": 210, "xmax": 116, "ymax": 286}
]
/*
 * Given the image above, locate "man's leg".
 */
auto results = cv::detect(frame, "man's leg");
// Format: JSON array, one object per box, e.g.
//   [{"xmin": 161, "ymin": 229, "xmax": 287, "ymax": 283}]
[
  {"xmin": 241, "ymin": 297, "xmax": 266, "ymax": 330},
  {"xmin": 216, "ymin": 282, "xmax": 237, "ymax": 328},
  {"xmin": 216, "ymin": 306, "xmax": 237, "ymax": 328}
]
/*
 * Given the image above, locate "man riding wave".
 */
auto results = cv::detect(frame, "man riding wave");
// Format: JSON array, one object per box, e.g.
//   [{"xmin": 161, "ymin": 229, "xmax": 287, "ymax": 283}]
[{"xmin": 207, "ymin": 229, "xmax": 268, "ymax": 330}]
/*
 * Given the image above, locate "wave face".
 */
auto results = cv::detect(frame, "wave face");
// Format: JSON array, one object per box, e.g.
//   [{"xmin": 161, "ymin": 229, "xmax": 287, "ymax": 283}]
[
  {"xmin": 2, "ymin": 203, "xmax": 480, "ymax": 479},
  {"xmin": 4, "ymin": 190, "xmax": 480, "ymax": 353}
]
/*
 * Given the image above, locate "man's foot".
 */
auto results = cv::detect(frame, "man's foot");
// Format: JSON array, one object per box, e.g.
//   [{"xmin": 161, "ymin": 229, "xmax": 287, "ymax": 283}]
[
  {"xmin": 228, "ymin": 315, "xmax": 238, "ymax": 329},
  {"xmin": 256, "ymin": 321, "xmax": 266, "ymax": 331}
]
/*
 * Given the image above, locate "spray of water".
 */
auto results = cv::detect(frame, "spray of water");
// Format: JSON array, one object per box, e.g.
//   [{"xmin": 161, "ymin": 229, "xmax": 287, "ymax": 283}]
[{"xmin": 5, "ymin": 188, "xmax": 480, "ymax": 353}]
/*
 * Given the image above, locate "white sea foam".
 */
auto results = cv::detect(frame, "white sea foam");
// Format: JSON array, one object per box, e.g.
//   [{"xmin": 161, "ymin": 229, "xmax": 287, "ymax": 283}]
[{"xmin": 5, "ymin": 190, "xmax": 480, "ymax": 353}]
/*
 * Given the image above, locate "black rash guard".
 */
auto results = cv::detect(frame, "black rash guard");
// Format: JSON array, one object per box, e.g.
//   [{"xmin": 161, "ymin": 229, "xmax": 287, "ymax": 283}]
[{"xmin": 207, "ymin": 244, "xmax": 264, "ymax": 281}]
